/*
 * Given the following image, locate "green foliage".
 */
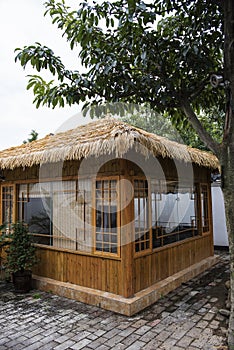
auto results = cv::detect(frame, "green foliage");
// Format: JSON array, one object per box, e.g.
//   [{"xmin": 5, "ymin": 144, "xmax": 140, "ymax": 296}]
[
  {"xmin": 14, "ymin": 0, "xmax": 224, "ymax": 118},
  {"xmin": 33, "ymin": 293, "xmax": 42, "ymax": 299},
  {"xmin": 178, "ymin": 107, "xmax": 224, "ymax": 150},
  {"xmin": 14, "ymin": 0, "xmax": 227, "ymax": 153},
  {"xmin": 4, "ymin": 222, "xmax": 37, "ymax": 273},
  {"xmin": 122, "ymin": 106, "xmax": 182, "ymax": 141},
  {"xmin": 23, "ymin": 130, "xmax": 39, "ymax": 144},
  {"xmin": 0, "ymin": 224, "xmax": 8, "ymax": 249},
  {"xmin": 122, "ymin": 105, "xmax": 224, "ymax": 150}
]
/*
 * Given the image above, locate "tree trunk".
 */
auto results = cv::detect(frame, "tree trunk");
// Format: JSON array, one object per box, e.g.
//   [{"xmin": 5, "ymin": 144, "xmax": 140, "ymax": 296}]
[
  {"xmin": 223, "ymin": 0, "xmax": 234, "ymax": 346},
  {"xmin": 220, "ymin": 146, "xmax": 234, "ymax": 348}
]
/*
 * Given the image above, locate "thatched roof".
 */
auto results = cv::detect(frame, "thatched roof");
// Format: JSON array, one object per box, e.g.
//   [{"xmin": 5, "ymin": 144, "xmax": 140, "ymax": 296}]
[{"xmin": 0, "ymin": 117, "xmax": 219, "ymax": 170}]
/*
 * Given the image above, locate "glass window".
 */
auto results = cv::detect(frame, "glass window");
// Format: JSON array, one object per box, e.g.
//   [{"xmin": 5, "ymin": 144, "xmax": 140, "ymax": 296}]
[
  {"xmin": 53, "ymin": 179, "xmax": 92, "ymax": 251},
  {"xmin": 18, "ymin": 183, "xmax": 52, "ymax": 246},
  {"xmin": 134, "ymin": 179, "xmax": 150, "ymax": 253},
  {"xmin": 17, "ymin": 180, "xmax": 93, "ymax": 252},
  {"xmin": 95, "ymin": 179, "xmax": 119, "ymax": 255},
  {"xmin": 2, "ymin": 186, "xmax": 14, "ymax": 231},
  {"xmin": 151, "ymin": 180, "xmax": 198, "ymax": 248}
]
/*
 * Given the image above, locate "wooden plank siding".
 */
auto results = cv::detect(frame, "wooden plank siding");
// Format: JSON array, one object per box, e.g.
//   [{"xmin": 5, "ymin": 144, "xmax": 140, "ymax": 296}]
[
  {"xmin": 33, "ymin": 248, "xmax": 122, "ymax": 295},
  {"xmin": 134, "ymin": 234, "xmax": 213, "ymax": 293},
  {"xmin": 32, "ymin": 232, "xmax": 213, "ymax": 295}
]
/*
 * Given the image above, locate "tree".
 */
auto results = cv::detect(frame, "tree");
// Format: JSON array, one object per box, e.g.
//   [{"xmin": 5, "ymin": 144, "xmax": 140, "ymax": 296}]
[
  {"xmin": 14, "ymin": 0, "xmax": 234, "ymax": 346},
  {"xmin": 23, "ymin": 130, "xmax": 38, "ymax": 144},
  {"xmin": 122, "ymin": 105, "xmax": 223, "ymax": 151}
]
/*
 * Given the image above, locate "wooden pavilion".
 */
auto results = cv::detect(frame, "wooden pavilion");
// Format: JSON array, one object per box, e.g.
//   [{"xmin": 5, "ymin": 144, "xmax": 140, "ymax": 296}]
[{"xmin": 0, "ymin": 118, "xmax": 219, "ymax": 315}]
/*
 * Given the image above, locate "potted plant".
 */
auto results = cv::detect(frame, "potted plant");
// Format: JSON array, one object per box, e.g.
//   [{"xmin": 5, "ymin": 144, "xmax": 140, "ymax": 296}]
[
  {"xmin": 0, "ymin": 224, "xmax": 8, "ymax": 281},
  {"xmin": 4, "ymin": 222, "xmax": 37, "ymax": 293}
]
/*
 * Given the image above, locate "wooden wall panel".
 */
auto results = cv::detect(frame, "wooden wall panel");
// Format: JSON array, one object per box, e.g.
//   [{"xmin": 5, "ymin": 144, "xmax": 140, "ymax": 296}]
[
  {"xmin": 33, "ymin": 248, "xmax": 121, "ymax": 294},
  {"xmin": 134, "ymin": 234, "xmax": 213, "ymax": 293},
  {"xmin": 34, "ymin": 235, "xmax": 213, "ymax": 295}
]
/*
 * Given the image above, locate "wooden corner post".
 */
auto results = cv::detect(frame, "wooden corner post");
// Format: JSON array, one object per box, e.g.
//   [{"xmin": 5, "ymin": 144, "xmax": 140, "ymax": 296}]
[{"xmin": 120, "ymin": 176, "xmax": 135, "ymax": 298}]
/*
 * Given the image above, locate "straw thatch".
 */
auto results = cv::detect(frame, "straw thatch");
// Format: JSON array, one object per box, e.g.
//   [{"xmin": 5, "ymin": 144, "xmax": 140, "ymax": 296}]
[{"xmin": 0, "ymin": 117, "xmax": 219, "ymax": 170}]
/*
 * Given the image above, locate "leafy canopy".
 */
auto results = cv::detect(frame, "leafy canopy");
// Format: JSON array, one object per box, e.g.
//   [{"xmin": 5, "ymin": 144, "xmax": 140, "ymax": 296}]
[
  {"xmin": 123, "ymin": 105, "xmax": 223, "ymax": 150},
  {"xmin": 15, "ymin": 0, "xmax": 224, "ymax": 152},
  {"xmin": 15, "ymin": 1, "xmax": 223, "ymax": 111}
]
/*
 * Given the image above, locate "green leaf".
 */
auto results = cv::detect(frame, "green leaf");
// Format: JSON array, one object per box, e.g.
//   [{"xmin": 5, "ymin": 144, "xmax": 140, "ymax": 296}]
[{"xmin": 14, "ymin": 0, "xmax": 224, "ymax": 147}]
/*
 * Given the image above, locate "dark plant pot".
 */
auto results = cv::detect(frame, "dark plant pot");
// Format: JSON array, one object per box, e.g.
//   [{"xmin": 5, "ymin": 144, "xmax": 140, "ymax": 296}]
[{"xmin": 12, "ymin": 270, "xmax": 32, "ymax": 293}]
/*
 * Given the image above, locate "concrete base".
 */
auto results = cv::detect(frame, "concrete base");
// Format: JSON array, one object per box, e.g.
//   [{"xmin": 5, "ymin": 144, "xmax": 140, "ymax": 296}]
[{"xmin": 32, "ymin": 255, "xmax": 219, "ymax": 316}]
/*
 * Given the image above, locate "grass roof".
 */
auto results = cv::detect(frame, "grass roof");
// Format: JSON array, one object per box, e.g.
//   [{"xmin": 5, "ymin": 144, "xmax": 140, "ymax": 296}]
[{"xmin": 0, "ymin": 117, "xmax": 219, "ymax": 170}]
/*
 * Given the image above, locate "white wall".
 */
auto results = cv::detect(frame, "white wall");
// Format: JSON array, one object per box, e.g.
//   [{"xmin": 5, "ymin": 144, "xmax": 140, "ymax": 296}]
[{"xmin": 211, "ymin": 184, "xmax": 229, "ymax": 247}]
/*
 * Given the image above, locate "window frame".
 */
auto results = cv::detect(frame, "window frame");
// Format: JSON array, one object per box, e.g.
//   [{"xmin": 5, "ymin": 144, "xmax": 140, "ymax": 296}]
[
  {"xmin": 93, "ymin": 176, "xmax": 121, "ymax": 258},
  {"xmin": 1, "ymin": 184, "xmax": 16, "ymax": 231},
  {"xmin": 16, "ymin": 178, "xmax": 94, "ymax": 252},
  {"xmin": 17, "ymin": 182, "xmax": 53, "ymax": 246},
  {"xmin": 150, "ymin": 179, "xmax": 200, "ymax": 250},
  {"xmin": 133, "ymin": 177, "xmax": 152, "ymax": 257}
]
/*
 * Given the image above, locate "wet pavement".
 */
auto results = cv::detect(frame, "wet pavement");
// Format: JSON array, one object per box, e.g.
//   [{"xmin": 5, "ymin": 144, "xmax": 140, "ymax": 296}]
[{"xmin": 0, "ymin": 250, "xmax": 230, "ymax": 349}]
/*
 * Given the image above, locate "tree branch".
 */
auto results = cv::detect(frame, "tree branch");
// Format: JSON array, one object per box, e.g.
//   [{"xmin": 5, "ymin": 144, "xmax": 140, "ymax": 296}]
[
  {"xmin": 189, "ymin": 78, "xmax": 210, "ymax": 101},
  {"xmin": 180, "ymin": 97, "xmax": 220, "ymax": 155}
]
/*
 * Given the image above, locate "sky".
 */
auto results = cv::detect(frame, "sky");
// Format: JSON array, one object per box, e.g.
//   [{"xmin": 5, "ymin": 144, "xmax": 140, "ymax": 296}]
[{"xmin": 0, "ymin": 0, "xmax": 91, "ymax": 151}]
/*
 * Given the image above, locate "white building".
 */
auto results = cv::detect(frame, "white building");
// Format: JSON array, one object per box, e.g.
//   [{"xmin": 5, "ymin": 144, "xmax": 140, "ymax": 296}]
[{"xmin": 211, "ymin": 182, "xmax": 228, "ymax": 247}]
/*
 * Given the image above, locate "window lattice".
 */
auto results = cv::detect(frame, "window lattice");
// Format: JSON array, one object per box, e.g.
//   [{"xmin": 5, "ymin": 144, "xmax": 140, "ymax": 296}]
[
  {"xmin": 2, "ymin": 186, "xmax": 14, "ymax": 230},
  {"xmin": 134, "ymin": 179, "xmax": 150, "ymax": 253},
  {"xmin": 95, "ymin": 179, "xmax": 119, "ymax": 255}
]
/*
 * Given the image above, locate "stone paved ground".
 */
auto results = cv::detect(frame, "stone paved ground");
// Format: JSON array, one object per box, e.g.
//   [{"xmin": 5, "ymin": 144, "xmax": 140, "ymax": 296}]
[{"xmin": 0, "ymin": 251, "xmax": 230, "ymax": 350}]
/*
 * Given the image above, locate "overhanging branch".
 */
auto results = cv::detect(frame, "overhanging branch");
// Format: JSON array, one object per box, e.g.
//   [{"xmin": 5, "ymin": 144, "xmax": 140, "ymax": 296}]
[{"xmin": 180, "ymin": 97, "xmax": 220, "ymax": 155}]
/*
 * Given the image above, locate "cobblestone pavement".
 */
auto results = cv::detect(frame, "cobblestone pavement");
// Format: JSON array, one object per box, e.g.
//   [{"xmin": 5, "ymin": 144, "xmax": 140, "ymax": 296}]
[{"xmin": 0, "ymin": 251, "xmax": 230, "ymax": 350}]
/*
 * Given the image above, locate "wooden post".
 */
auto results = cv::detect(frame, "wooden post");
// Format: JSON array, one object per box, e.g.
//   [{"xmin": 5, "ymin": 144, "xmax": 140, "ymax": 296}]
[{"xmin": 120, "ymin": 175, "xmax": 135, "ymax": 298}]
